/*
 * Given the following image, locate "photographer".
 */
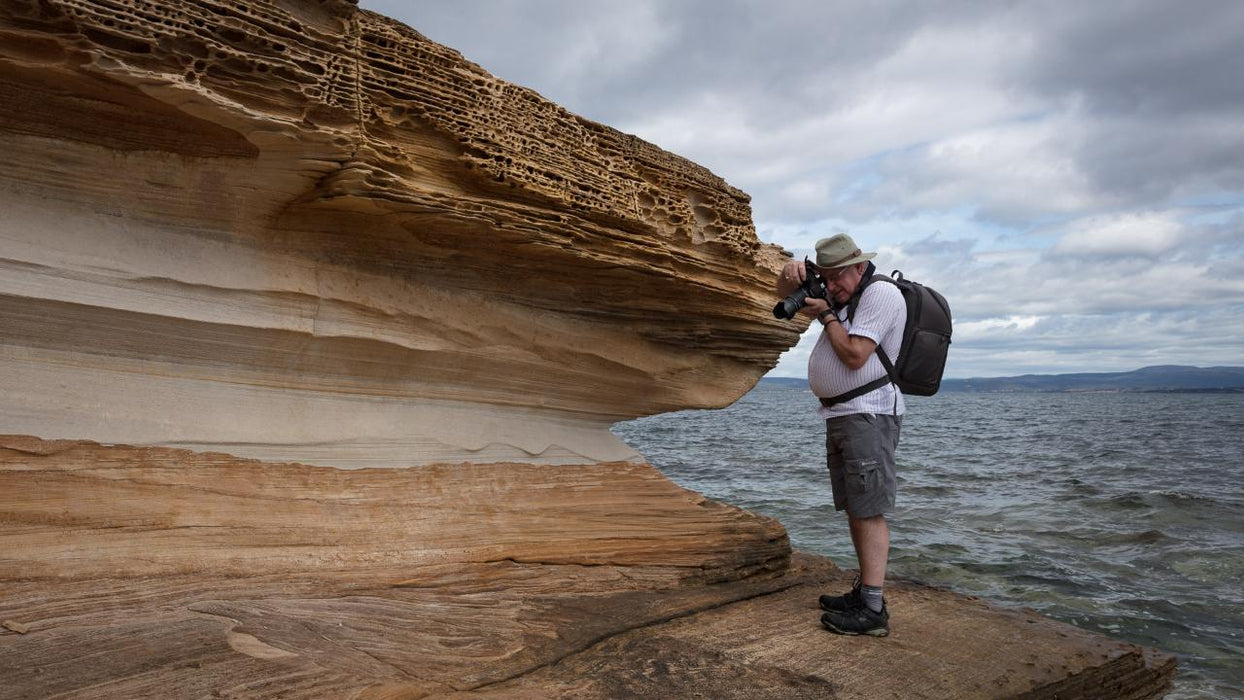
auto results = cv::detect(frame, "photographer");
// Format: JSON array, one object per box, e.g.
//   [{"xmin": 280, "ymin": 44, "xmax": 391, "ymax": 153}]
[{"xmin": 775, "ymin": 233, "xmax": 906, "ymax": 637}]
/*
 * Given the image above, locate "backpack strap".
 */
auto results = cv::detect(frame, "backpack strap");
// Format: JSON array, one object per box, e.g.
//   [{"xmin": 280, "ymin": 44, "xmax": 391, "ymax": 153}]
[
  {"xmin": 823, "ymin": 265, "xmax": 901, "ymax": 407},
  {"xmin": 869, "ymin": 269, "xmax": 907, "ymax": 387},
  {"xmin": 875, "ymin": 344, "xmax": 898, "ymax": 384},
  {"xmin": 845, "ymin": 263, "xmax": 900, "ymax": 321},
  {"xmin": 844, "ymin": 262, "xmax": 877, "ymax": 323},
  {"xmin": 819, "ymin": 375, "xmax": 891, "ymax": 408}
]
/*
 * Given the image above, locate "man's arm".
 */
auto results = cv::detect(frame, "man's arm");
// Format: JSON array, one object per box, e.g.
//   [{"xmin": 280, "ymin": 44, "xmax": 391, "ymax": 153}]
[
  {"xmin": 830, "ymin": 282, "xmax": 905, "ymax": 370},
  {"xmin": 822, "ymin": 315, "xmax": 876, "ymax": 370}
]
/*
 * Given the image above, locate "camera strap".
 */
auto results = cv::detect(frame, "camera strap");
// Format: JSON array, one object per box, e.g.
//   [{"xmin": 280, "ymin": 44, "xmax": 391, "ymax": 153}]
[{"xmin": 844, "ymin": 261, "xmax": 878, "ymax": 322}]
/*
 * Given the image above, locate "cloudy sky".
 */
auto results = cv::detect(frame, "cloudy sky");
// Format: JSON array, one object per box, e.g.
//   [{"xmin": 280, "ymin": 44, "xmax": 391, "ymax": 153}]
[{"xmin": 360, "ymin": 0, "xmax": 1244, "ymax": 378}]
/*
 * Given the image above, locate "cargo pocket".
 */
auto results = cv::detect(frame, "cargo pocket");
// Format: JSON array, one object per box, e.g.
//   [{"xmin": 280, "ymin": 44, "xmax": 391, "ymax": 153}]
[{"xmin": 843, "ymin": 457, "xmax": 880, "ymax": 499}]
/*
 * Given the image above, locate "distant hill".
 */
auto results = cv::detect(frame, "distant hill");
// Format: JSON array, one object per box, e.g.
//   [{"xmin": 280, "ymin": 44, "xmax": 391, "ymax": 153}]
[
  {"xmin": 940, "ymin": 365, "xmax": 1244, "ymax": 393},
  {"xmin": 764, "ymin": 366, "xmax": 1244, "ymax": 393},
  {"xmin": 760, "ymin": 376, "xmax": 809, "ymax": 388}
]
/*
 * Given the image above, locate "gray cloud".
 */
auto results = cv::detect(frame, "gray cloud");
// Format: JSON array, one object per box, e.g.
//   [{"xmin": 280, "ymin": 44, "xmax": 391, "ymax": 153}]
[
  {"xmin": 1020, "ymin": 1, "xmax": 1244, "ymax": 118},
  {"xmin": 367, "ymin": 0, "xmax": 1244, "ymax": 222},
  {"xmin": 360, "ymin": 0, "xmax": 1244, "ymax": 377},
  {"xmin": 366, "ymin": 1, "xmax": 1244, "ymax": 211}
]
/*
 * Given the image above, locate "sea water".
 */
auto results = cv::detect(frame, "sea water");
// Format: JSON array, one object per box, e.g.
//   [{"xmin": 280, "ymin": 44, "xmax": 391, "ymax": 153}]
[{"xmin": 612, "ymin": 383, "xmax": 1244, "ymax": 699}]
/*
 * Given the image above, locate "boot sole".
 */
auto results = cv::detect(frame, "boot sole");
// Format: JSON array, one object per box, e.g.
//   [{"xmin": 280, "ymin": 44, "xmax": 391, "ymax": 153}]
[{"xmin": 821, "ymin": 619, "xmax": 889, "ymax": 637}]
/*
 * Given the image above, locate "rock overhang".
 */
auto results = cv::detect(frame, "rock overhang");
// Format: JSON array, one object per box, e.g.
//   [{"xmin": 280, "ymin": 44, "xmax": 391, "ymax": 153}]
[
  {"xmin": 0, "ymin": 3, "xmax": 1177, "ymax": 698},
  {"xmin": 0, "ymin": 0, "xmax": 800, "ymax": 467}
]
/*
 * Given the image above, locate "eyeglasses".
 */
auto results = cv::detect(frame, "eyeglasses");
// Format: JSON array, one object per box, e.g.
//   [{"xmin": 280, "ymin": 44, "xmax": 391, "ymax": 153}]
[{"xmin": 815, "ymin": 264, "xmax": 856, "ymax": 282}]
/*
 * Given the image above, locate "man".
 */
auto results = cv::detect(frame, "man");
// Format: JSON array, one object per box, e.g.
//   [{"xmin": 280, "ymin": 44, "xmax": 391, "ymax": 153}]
[{"xmin": 775, "ymin": 233, "xmax": 906, "ymax": 637}]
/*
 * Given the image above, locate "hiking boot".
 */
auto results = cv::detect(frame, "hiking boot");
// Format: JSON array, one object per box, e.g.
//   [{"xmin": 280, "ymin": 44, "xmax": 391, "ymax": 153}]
[
  {"xmin": 818, "ymin": 576, "xmax": 863, "ymax": 613},
  {"xmin": 821, "ymin": 602, "xmax": 890, "ymax": 637}
]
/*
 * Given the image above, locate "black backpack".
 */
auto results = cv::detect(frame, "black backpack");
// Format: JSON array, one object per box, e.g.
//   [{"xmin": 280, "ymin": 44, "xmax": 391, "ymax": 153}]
[{"xmin": 829, "ymin": 268, "xmax": 952, "ymax": 404}]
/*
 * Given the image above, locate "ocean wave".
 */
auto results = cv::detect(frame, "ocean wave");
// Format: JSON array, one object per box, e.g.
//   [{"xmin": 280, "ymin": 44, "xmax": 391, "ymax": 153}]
[{"xmin": 1150, "ymin": 490, "xmax": 1217, "ymax": 502}]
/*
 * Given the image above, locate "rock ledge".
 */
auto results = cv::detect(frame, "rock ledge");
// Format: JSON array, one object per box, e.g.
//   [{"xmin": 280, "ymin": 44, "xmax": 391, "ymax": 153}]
[{"xmin": 0, "ymin": 437, "xmax": 1175, "ymax": 698}]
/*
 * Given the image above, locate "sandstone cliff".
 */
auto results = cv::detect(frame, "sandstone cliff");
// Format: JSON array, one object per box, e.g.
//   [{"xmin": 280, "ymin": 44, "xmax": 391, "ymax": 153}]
[
  {"xmin": 0, "ymin": 0, "xmax": 795, "ymax": 467},
  {"xmin": 0, "ymin": 1, "xmax": 1173, "ymax": 698}
]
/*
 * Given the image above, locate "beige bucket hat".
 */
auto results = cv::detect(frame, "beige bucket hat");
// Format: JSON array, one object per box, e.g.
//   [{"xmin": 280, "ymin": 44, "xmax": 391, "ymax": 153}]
[{"xmin": 814, "ymin": 233, "xmax": 876, "ymax": 269}]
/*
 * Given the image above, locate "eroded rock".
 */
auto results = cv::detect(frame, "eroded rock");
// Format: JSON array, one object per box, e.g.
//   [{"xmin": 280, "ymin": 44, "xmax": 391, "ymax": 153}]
[
  {"xmin": 0, "ymin": 0, "xmax": 794, "ymax": 467},
  {"xmin": 0, "ymin": 438, "xmax": 1176, "ymax": 699},
  {"xmin": 0, "ymin": 2, "xmax": 1175, "ymax": 698},
  {"xmin": 0, "ymin": 436, "xmax": 795, "ymax": 697}
]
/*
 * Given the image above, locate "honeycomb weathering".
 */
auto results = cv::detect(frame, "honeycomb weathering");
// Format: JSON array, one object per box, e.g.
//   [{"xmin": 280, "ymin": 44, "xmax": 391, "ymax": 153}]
[
  {"xmin": 0, "ymin": 0, "xmax": 798, "ymax": 467},
  {"xmin": 0, "ymin": 3, "xmax": 1178, "ymax": 698}
]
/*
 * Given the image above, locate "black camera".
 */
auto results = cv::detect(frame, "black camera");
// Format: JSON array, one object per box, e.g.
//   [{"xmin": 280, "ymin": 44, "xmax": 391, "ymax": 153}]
[{"xmin": 772, "ymin": 258, "xmax": 830, "ymax": 320}]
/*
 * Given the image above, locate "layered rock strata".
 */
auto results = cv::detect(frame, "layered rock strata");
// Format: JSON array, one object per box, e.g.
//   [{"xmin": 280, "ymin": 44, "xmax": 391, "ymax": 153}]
[
  {"xmin": 1, "ymin": 437, "xmax": 1175, "ymax": 699},
  {"xmin": 0, "ymin": 0, "xmax": 794, "ymax": 466},
  {"xmin": 0, "ymin": 2, "xmax": 1175, "ymax": 698}
]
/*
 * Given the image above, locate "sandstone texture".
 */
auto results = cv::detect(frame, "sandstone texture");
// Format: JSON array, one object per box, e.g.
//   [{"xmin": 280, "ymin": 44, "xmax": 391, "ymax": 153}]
[
  {"xmin": 0, "ymin": 0, "xmax": 793, "ymax": 467},
  {"xmin": 0, "ymin": 1, "xmax": 1174, "ymax": 698},
  {"xmin": 1, "ymin": 438, "xmax": 1174, "ymax": 699}
]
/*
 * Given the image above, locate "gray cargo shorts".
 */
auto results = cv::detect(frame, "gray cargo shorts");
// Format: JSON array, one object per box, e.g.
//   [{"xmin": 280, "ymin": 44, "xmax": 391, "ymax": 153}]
[{"xmin": 825, "ymin": 413, "xmax": 902, "ymax": 518}]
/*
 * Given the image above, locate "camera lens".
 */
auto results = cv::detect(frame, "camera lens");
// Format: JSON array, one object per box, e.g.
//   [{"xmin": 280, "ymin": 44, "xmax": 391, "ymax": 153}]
[{"xmin": 772, "ymin": 288, "xmax": 808, "ymax": 319}]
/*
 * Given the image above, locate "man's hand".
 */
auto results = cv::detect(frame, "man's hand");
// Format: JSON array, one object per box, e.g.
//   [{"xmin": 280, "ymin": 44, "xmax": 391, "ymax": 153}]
[
  {"xmin": 777, "ymin": 260, "xmax": 833, "ymax": 318},
  {"xmin": 800, "ymin": 296, "xmax": 830, "ymax": 318},
  {"xmin": 775, "ymin": 260, "xmax": 806, "ymax": 296}
]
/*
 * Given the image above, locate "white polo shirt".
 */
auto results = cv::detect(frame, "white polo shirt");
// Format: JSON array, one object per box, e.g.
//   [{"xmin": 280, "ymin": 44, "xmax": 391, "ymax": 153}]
[{"xmin": 808, "ymin": 280, "xmax": 907, "ymax": 418}]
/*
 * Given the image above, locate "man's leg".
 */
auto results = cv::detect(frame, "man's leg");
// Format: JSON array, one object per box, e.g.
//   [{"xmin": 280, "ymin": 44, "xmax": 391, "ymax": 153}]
[
  {"xmin": 821, "ymin": 413, "xmax": 897, "ymax": 633},
  {"xmin": 821, "ymin": 512, "xmax": 890, "ymax": 634},
  {"xmin": 848, "ymin": 513, "xmax": 889, "ymax": 587}
]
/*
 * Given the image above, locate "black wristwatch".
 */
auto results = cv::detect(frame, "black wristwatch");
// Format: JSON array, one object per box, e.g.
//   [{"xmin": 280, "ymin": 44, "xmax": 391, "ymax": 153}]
[{"xmin": 818, "ymin": 309, "xmax": 838, "ymax": 324}]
